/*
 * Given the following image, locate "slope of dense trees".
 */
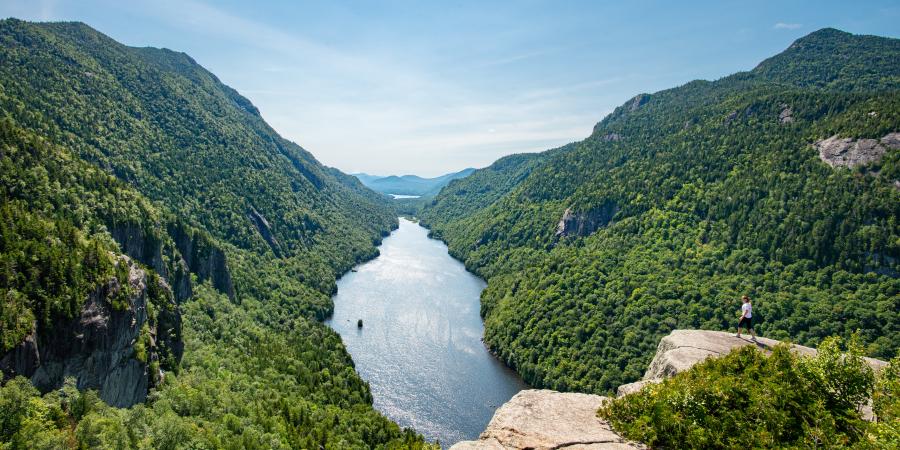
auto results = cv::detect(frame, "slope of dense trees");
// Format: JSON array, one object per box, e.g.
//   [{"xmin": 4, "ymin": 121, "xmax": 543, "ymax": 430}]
[
  {"xmin": 0, "ymin": 118, "xmax": 180, "ymax": 358},
  {"xmin": 422, "ymin": 28, "xmax": 900, "ymax": 394},
  {"xmin": 0, "ymin": 19, "xmax": 430, "ymax": 448},
  {"xmin": 0, "ymin": 19, "xmax": 396, "ymax": 261}
]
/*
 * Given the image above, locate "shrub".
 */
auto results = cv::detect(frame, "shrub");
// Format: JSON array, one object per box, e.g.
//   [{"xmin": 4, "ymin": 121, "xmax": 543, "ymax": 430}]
[{"xmin": 599, "ymin": 336, "xmax": 884, "ymax": 449}]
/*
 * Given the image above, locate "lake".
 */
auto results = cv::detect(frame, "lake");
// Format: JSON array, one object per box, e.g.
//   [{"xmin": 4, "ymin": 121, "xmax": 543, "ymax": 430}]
[{"xmin": 326, "ymin": 218, "xmax": 527, "ymax": 446}]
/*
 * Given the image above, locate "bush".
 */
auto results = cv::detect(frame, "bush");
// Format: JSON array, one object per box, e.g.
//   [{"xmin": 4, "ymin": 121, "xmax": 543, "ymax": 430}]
[
  {"xmin": 599, "ymin": 336, "xmax": 887, "ymax": 449},
  {"xmin": 866, "ymin": 355, "xmax": 900, "ymax": 447}
]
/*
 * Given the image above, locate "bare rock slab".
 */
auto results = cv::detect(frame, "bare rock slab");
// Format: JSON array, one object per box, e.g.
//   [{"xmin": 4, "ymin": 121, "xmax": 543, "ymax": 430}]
[
  {"xmin": 642, "ymin": 330, "xmax": 885, "ymax": 381},
  {"xmin": 815, "ymin": 132, "xmax": 900, "ymax": 169},
  {"xmin": 450, "ymin": 390, "xmax": 643, "ymax": 450}
]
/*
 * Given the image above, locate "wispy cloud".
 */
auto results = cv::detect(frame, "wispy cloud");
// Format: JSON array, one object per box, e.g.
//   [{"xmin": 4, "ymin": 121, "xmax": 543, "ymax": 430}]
[
  {"xmin": 130, "ymin": 0, "xmax": 608, "ymax": 175},
  {"xmin": 774, "ymin": 22, "xmax": 802, "ymax": 30},
  {"xmin": 0, "ymin": 0, "xmax": 683, "ymax": 175},
  {"xmin": 517, "ymin": 78, "xmax": 624, "ymax": 101},
  {"xmin": 479, "ymin": 49, "xmax": 549, "ymax": 67},
  {"xmin": 140, "ymin": 0, "xmax": 365, "ymax": 72},
  {"xmin": 1, "ymin": 0, "xmax": 58, "ymax": 21}
]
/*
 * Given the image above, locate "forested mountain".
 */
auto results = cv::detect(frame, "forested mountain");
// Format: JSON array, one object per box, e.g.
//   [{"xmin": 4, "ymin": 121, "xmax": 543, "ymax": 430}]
[
  {"xmin": 421, "ymin": 28, "xmax": 900, "ymax": 394},
  {"xmin": 0, "ymin": 19, "xmax": 429, "ymax": 448},
  {"xmin": 353, "ymin": 168, "xmax": 475, "ymax": 197}
]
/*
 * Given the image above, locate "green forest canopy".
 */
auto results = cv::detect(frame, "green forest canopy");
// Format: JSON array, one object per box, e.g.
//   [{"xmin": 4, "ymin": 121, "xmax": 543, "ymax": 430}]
[
  {"xmin": 0, "ymin": 19, "xmax": 432, "ymax": 449},
  {"xmin": 421, "ymin": 28, "xmax": 899, "ymax": 394}
]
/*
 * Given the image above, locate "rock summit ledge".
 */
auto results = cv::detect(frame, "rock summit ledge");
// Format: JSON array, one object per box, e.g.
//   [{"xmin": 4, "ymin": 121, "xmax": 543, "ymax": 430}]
[
  {"xmin": 451, "ymin": 389, "xmax": 643, "ymax": 450},
  {"xmin": 451, "ymin": 330, "xmax": 887, "ymax": 450}
]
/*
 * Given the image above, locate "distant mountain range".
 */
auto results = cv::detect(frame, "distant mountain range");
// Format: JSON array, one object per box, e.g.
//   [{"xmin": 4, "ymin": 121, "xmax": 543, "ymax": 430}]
[{"xmin": 353, "ymin": 168, "xmax": 476, "ymax": 197}]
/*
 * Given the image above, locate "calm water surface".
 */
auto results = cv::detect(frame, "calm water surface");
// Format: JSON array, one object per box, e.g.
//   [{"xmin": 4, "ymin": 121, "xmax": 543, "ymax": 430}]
[
  {"xmin": 389, "ymin": 194, "xmax": 421, "ymax": 199},
  {"xmin": 326, "ymin": 218, "xmax": 526, "ymax": 446}
]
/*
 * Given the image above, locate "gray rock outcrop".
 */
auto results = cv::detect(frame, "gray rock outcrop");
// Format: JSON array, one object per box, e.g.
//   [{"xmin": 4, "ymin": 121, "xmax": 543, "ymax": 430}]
[
  {"xmin": 248, "ymin": 206, "xmax": 283, "ymax": 257},
  {"xmin": 169, "ymin": 222, "xmax": 235, "ymax": 299},
  {"xmin": 1, "ymin": 256, "xmax": 180, "ymax": 407},
  {"xmin": 110, "ymin": 221, "xmax": 192, "ymax": 301},
  {"xmin": 642, "ymin": 330, "xmax": 814, "ymax": 381},
  {"xmin": 556, "ymin": 201, "xmax": 618, "ymax": 238},
  {"xmin": 815, "ymin": 132, "xmax": 900, "ymax": 169},
  {"xmin": 2, "ymin": 220, "xmax": 234, "ymax": 409},
  {"xmin": 724, "ymin": 110, "xmax": 739, "ymax": 124},
  {"xmin": 628, "ymin": 94, "xmax": 650, "ymax": 112},
  {"xmin": 601, "ymin": 133, "xmax": 623, "ymax": 142},
  {"xmin": 618, "ymin": 330, "xmax": 886, "ymax": 396},
  {"xmin": 779, "ymin": 104, "xmax": 794, "ymax": 123}
]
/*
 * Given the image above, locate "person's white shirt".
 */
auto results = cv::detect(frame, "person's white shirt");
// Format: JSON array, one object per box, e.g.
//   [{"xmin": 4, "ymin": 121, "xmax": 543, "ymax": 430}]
[{"xmin": 742, "ymin": 302, "xmax": 752, "ymax": 318}]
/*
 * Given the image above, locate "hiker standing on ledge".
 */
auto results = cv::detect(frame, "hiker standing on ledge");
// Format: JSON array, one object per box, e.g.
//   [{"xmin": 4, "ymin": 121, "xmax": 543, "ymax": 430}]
[{"xmin": 736, "ymin": 295, "xmax": 757, "ymax": 342}]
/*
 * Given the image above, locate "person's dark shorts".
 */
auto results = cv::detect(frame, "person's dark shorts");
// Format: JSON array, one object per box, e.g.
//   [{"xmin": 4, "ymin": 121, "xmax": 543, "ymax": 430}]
[{"xmin": 739, "ymin": 317, "xmax": 753, "ymax": 329}]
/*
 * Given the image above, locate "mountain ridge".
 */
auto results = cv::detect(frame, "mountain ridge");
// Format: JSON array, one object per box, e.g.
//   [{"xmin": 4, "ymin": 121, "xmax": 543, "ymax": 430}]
[
  {"xmin": 353, "ymin": 167, "xmax": 476, "ymax": 197},
  {"xmin": 0, "ymin": 18, "xmax": 430, "ymax": 448},
  {"xmin": 421, "ymin": 27, "xmax": 899, "ymax": 396}
]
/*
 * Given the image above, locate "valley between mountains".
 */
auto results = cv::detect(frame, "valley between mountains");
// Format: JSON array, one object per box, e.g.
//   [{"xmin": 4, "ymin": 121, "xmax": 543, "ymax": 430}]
[{"xmin": 0, "ymin": 18, "xmax": 898, "ymax": 449}]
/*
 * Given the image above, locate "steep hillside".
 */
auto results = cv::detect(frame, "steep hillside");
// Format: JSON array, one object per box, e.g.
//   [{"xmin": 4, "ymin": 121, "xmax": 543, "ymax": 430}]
[
  {"xmin": 421, "ymin": 28, "xmax": 900, "ymax": 394},
  {"xmin": 0, "ymin": 19, "xmax": 428, "ymax": 448},
  {"xmin": 0, "ymin": 120, "xmax": 195, "ymax": 408},
  {"xmin": 354, "ymin": 168, "xmax": 476, "ymax": 197}
]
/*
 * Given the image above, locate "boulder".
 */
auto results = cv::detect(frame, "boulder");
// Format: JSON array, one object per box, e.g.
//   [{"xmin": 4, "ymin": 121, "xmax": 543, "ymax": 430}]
[{"xmin": 779, "ymin": 104, "xmax": 794, "ymax": 123}]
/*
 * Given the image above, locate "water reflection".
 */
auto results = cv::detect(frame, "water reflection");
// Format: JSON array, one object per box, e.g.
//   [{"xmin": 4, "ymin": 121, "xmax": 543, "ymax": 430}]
[{"xmin": 326, "ymin": 218, "xmax": 526, "ymax": 445}]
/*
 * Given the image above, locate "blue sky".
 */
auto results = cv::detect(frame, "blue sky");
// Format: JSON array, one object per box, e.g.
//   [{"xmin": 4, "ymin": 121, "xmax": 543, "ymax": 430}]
[{"xmin": 2, "ymin": 1, "xmax": 899, "ymax": 176}]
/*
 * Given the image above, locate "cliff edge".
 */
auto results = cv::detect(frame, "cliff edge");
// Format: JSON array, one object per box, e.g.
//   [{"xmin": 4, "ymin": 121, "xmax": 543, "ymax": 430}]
[
  {"xmin": 452, "ymin": 330, "xmax": 887, "ymax": 450},
  {"xmin": 0, "ymin": 256, "xmax": 180, "ymax": 407}
]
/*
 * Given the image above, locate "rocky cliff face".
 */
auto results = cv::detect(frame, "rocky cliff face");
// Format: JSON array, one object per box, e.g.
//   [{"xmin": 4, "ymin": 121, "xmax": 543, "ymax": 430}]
[
  {"xmin": 248, "ymin": 206, "xmax": 283, "ymax": 257},
  {"xmin": 454, "ymin": 330, "xmax": 888, "ymax": 450},
  {"xmin": 110, "ymin": 221, "xmax": 192, "ymax": 301},
  {"xmin": 169, "ymin": 222, "xmax": 235, "ymax": 299},
  {"xmin": 0, "ymin": 256, "xmax": 180, "ymax": 407},
  {"xmin": 555, "ymin": 201, "xmax": 619, "ymax": 238},
  {"xmin": 1, "ymin": 219, "xmax": 233, "ymax": 409}
]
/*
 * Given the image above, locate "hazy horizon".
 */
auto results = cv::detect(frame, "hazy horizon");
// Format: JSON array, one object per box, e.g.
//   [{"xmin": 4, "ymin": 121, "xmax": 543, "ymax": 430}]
[{"xmin": 3, "ymin": 0, "xmax": 899, "ymax": 177}]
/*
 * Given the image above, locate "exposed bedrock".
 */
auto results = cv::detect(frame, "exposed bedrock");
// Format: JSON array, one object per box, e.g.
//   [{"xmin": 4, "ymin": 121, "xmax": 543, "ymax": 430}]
[{"xmin": 0, "ymin": 256, "xmax": 180, "ymax": 407}]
